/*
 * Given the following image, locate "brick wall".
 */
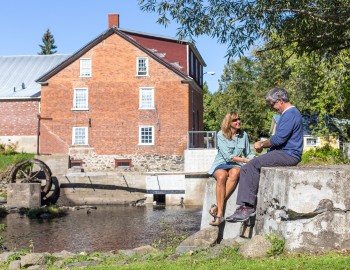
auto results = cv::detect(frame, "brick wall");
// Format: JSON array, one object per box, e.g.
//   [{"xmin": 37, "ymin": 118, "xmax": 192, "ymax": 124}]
[
  {"xmin": 0, "ymin": 100, "xmax": 39, "ymax": 136},
  {"xmin": 127, "ymin": 33, "xmax": 188, "ymax": 74},
  {"xmin": 40, "ymin": 33, "xmax": 200, "ymax": 158}
]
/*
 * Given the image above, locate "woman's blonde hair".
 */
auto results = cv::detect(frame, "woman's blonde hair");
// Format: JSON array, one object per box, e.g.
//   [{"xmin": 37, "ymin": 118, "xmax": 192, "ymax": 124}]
[{"xmin": 221, "ymin": 111, "xmax": 241, "ymax": 139}]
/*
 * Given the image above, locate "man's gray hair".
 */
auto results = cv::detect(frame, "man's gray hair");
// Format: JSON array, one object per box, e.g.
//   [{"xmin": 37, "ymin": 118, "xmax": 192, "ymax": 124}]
[{"xmin": 265, "ymin": 87, "xmax": 289, "ymax": 103}]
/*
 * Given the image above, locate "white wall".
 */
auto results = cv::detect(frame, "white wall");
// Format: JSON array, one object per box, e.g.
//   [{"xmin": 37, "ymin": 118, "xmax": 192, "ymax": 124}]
[{"xmin": 184, "ymin": 149, "xmax": 217, "ymax": 173}]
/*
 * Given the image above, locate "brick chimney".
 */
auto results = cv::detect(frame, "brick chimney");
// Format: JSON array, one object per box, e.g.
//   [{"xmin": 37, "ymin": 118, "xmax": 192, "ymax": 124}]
[{"xmin": 108, "ymin": 14, "xmax": 119, "ymax": 28}]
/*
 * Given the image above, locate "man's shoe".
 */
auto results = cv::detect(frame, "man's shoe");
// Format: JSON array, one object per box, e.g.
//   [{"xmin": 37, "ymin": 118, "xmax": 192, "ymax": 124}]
[{"xmin": 226, "ymin": 205, "xmax": 256, "ymax": 222}]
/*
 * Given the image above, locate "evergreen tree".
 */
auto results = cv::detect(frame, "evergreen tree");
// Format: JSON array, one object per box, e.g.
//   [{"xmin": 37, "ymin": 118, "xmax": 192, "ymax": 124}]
[{"xmin": 38, "ymin": 29, "xmax": 57, "ymax": 55}]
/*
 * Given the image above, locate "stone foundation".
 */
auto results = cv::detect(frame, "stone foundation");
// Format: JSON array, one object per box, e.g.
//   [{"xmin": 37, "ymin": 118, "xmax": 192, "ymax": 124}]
[{"xmin": 70, "ymin": 154, "xmax": 184, "ymax": 172}]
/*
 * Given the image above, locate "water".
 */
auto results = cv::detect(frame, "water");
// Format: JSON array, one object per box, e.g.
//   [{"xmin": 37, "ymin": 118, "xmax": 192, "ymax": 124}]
[{"xmin": 1, "ymin": 205, "xmax": 202, "ymax": 253}]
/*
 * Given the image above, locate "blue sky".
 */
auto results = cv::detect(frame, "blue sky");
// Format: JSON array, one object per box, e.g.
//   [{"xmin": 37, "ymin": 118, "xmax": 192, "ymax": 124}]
[{"xmin": 1, "ymin": 0, "xmax": 229, "ymax": 93}]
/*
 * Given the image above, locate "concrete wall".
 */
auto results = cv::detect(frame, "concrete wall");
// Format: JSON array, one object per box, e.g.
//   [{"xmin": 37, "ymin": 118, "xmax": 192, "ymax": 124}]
[
  {"xmin": 0, "ymin": 135, "xmax": 37, "ymax": 153},
  {"xmin": 57, "ymin": 172, "xmax": 146, "ymax": 206},
  {"xmin": 200, "ymin": 178, "xmax": 250, "ymax": 239},
  {"xmin": 256, "ymin": 165, "xmax": 350, "ymax": 252},
  {"xmin": 34, "ymin": 154, "xmax": 208, "ymax": 206},
  {"xmin": 184, "ymin": 149, "xmax": 217, "ymax": 173}
]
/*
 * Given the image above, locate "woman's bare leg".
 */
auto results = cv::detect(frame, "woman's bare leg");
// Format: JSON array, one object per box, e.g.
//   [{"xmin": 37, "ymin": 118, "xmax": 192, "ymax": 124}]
[
  {"xmin": 225, "ymin": 167, "xmax": 240, "ymax": 199},
  {"xmin": 213, "ymin": 169, "xmax": 229, "ymax": 217}
]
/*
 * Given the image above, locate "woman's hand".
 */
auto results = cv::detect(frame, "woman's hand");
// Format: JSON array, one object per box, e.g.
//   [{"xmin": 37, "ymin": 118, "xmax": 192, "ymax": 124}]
[{"xmin": 233, "ymin": 157, "xmax": 251, "ymax": 163}]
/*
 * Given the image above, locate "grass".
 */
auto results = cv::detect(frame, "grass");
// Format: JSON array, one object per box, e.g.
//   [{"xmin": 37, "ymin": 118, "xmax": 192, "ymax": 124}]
[
  {"xmin": 19, "ymin": 205, "xmax": 67, "ymax": 219},
  {"xmin": 0, "ymin": 152, "xmax": 35, "ymax": 172},
  {"xmin": 33, "ymin": 248, "xmax": 350, "ymax": 270}
]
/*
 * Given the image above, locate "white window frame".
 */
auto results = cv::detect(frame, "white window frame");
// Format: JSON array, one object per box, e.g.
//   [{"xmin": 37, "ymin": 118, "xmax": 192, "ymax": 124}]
[
  {"xmin": 139, "ymin": 87, "xmax": 154, "ymax": 109},
  {"xmin": 80, "ymin": 58, "xmax": 92, "ymax": 77},
  {"xmin": 304, "ymin": 136, "xmax": 320, "ymax": 147},
  {"xmin": 139, "ymin": 126, "xmax": 154, "ymax": 145},
  {"xmin": 72, "ymin": 88, "xmax": 88, "ymax": 110},
  {"xmin": 136, "ymin": 57, "xmax": 148, "ymax": 76},
  {"xmin": 72, "ymin": 127, "xmax": 88, "ymax": 145}
]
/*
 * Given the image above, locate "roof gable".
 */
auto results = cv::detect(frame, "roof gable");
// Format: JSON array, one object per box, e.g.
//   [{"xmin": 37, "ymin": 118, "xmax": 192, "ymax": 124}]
[{"xmin": 36, "ymin": 27, "xmax": 194, "ymax": 83}]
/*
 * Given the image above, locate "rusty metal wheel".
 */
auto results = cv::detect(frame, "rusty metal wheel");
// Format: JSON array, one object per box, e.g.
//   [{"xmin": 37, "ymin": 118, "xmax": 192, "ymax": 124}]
[{"xmin": 9, "ymin": 159, "xmax": 53, "ymax": 196}]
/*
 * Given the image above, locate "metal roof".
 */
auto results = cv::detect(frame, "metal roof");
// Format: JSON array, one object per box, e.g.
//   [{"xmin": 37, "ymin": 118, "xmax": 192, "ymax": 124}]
[{"xmin": 0, "ymin": 54, "xmax": 70, "ymax": 99}]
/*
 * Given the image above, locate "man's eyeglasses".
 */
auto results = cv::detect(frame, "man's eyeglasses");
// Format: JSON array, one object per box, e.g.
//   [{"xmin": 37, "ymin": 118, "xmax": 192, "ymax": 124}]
[
  {"xmin": 269, "ymin": 100, "xmax": 279, "ymax": 108},
  {"xmin": 232, "ymin": 118, "xmax": 240, "ymax": 122}
]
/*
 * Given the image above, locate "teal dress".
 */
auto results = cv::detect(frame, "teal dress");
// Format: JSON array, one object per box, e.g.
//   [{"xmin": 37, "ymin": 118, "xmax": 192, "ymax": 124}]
[{"xmin": 208, "ymin": 130, "xmax": 255, "ymax": 175}]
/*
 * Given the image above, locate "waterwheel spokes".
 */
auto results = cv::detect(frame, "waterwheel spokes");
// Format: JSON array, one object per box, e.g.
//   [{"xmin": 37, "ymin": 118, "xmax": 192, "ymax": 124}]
[{"xmin": 9, "ymin": 159, "xmax": 53, "ymax": 196}]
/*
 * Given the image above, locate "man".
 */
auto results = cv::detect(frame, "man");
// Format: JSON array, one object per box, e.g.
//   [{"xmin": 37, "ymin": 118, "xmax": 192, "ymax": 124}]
[{"xmin": 226, "ymin": 87, "xmax": 303, "ymax": 222}]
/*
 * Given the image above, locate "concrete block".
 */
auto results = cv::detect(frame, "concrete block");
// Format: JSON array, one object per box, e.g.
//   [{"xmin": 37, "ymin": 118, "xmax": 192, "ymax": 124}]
[
  {"xmin": 184, "ymin": 149, "xmax": 217, "ymax": 173},
  {"xmin": 36, "ymin": 154, "xmax": 69, "ymax": 176},
  {"xmin": 200, "ymin": 178, "xmax": 251, "ymax": 240},
  {"xmin": 256, "ymin": 165, "xmax": 350, "ymax": 252},
  {"xmin": 184, "ymin": 175, "xmax": 208, "ymax": 205},
  {"xmin": 7, "ymin": 183, "xmax": 41, "ymax": 208}
]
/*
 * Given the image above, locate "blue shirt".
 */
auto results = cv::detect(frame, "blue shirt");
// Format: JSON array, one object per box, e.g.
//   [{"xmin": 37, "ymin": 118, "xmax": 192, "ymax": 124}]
[
  {"xmin": 208, "ymin": 130, "xmax": 255, "ymax": 174},
  {"xmin": 270, "ymin": 106, "xmax": 303, "ymax": 160}
]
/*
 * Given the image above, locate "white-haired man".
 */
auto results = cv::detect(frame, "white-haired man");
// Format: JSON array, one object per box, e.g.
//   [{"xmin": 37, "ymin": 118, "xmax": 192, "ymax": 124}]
[{"xmin": 226, "ymin": 87, "xmax": 303, "ymax": 222}]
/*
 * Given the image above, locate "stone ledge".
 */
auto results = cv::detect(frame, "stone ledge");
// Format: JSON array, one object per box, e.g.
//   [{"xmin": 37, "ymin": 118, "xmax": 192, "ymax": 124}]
[{"xmin": 256, "ymin": 165, "xmax": 350, "ymax": 252}]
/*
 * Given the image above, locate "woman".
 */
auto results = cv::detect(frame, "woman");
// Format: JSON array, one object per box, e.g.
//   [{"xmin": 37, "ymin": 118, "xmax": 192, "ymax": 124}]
[{"xmin": 208, "ymin": 112, "xmax": 255, "ymax": 226}]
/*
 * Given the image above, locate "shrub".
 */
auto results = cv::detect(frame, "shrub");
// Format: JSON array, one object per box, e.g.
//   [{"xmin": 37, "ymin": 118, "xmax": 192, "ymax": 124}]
[
  {"xmin": 300, "ymin": 144, "xmax": 350, "ymax": 165},
  {"xmin": 266, "ymin": 233, "xmax": 285, "ymax": 256},
  {"xmin": 0, "ymin": 142, "xmax": 18, "ymax": 155}
]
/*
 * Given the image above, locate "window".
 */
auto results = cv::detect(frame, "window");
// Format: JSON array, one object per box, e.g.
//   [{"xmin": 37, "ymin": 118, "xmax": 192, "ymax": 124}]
[
  {"xmin": 190, "ymin": 51, "xmax": 194, "ymax": 76},
  {"xmin": 139, "ymin": 87, "xmax": 154, "ymax": 109},
  {"xmin": 73, "ymin": 88, "xmax": 88, "ymax": 110},
  {"xmin": 72, "ymin": 127, "xmax": 88, "ymax": 145},
  {"xmin": 69, "ymin": 159, "xmax": 83, "ymax": 168},
  {"xmin": 137, "ymin": 57, "xmax": 148, "ymax": 76},
  {"xmin": 139, "ymin": 126, "xmax": 154, "ymax": 145},
  {"xmin": 80, "ymin": 58, "xmax": 91, "ymax": 77},
  {"xmin": 115, "ymin": 159, "xmax": 132, "ymax": 168},
  {"xmin": 305, "ymin": 136, "xmax": 320, "ymax": 147}
]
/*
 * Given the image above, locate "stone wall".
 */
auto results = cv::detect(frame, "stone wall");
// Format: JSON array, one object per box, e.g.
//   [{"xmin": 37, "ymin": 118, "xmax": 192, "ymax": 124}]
[{"xmin": 70, "ymin": 153, "xmax": 184, "ymax": 172}]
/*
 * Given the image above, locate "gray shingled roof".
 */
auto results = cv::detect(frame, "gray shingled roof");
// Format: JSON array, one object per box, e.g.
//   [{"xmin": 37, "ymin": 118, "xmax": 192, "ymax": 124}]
[{"xmin": 0, "ymin": 54, "xmax": 70, "ymax": 99}]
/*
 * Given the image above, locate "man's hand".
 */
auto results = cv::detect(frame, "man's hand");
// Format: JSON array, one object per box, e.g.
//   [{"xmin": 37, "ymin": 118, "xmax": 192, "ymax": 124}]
[{"xmin": 254, "ymin": 141, "xmax": 263, "ymax": 153}]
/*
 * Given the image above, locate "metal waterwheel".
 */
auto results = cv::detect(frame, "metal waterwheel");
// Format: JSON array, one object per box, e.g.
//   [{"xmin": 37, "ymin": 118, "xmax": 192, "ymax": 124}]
[{"xmin": 9, "ymin": 158, "xmax": 53, "ymax": 196}]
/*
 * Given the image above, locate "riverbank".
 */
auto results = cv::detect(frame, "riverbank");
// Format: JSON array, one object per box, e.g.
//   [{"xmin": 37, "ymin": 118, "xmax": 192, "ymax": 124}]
[{"xmin": 1, "ymin": 241, "xmax": 350, "ymax": 269}]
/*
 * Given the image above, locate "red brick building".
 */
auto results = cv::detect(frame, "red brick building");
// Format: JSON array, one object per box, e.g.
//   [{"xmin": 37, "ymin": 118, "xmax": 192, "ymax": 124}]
[
  {"xmin": 0, "ymin": 55, "xmax": 70, "ymax": 153},
  {"xmin": 36, "ymin": 15, "xmax": 206, "ymax": 171}
]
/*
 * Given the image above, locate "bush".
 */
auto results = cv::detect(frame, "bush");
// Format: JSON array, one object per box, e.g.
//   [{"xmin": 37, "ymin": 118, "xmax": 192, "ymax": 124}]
[
  {"xmin": 300, "ymin": 144, "xmax": 350, "ymax": 165},
  {"xmin": 0, "ymin": 142, "xmax": 19, "ymax": 155}
]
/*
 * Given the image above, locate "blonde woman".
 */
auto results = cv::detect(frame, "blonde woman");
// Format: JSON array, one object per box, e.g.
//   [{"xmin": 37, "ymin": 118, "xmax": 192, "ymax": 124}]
[{"xmin": 208, "ymin": 112, "xmax": 255, "ymax": 226}]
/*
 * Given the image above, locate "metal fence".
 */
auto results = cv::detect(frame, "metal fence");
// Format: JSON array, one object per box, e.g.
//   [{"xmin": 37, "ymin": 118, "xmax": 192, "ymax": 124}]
[{"xmin": 187, "ymin": 131, "xmax": 217, "ymax": 149}]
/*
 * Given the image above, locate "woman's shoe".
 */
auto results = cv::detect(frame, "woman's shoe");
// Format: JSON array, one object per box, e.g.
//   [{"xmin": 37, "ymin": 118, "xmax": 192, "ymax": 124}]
[
  {"xmin": 209, "ymin": 204, "xmax": 218, "ymax": 217},
  {"xmin": 209, "ymin": 216, "xmax": 225, "ymax": 226}
]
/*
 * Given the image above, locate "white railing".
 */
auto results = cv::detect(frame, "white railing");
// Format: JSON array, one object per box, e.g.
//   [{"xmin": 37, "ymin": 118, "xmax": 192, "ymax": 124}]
[{"xmin": 187, "ymin": 131, "xmax": 217, "ymax": 149}]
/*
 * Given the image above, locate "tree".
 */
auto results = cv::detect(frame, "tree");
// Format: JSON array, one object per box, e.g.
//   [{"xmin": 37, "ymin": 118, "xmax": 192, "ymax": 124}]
[
  {"xmin": 204, "ymin": 56, "xmax": 272, "ymax": 140},
  {"xmin": 203, "ymin": 82, "xmax": 218, "ymax": 131},
  {"xmin": 38, "ymin": 29, "xmax": 57, "ymax": 55},
  {"xmin": 138, "ymin": 0, "xmax": 350, "ymax": 58}
]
